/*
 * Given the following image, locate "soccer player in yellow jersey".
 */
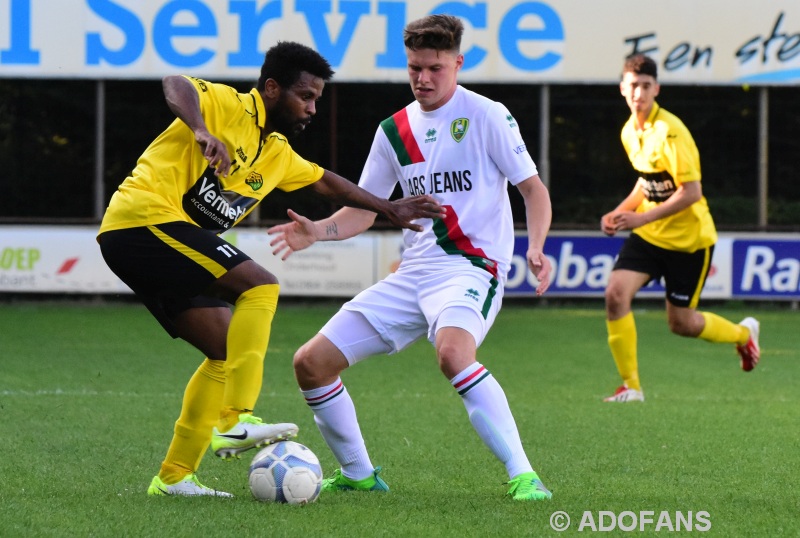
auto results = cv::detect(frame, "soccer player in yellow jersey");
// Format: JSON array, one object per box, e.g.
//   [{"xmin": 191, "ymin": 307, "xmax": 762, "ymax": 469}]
[
  {"xmin": 600, "ymin": 54, "xmax": 760, "ymax": 403},
  {"xmin": 97, "ymin": 42, "xmax": 441, "ymax": 496}
]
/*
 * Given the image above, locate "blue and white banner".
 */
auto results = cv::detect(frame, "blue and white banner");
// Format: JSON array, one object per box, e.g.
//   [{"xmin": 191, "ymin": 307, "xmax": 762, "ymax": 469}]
[
  {"xmin": 733, "ymin": 239, "xmax": 800, "ymax": 298},
  {"xmin": 507, "ymin": 232, "xmax": 798, "ymax": 300},
  {"xmin": 1, "ymin": 0, "xmax": 799, "ymax": 84}
]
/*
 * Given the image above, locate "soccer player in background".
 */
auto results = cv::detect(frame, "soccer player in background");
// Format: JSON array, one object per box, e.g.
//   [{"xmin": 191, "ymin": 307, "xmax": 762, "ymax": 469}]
[
  {"xmin": 97, "ymin": 42, "xmax": 441, "ymax": 496},
  {"xmin": 600, "ymin": 54, "xmax": 760, "ymax": 403},
  {"xmin": 268, "ymin": 14, "xmax": 554, "ymax": 501}
]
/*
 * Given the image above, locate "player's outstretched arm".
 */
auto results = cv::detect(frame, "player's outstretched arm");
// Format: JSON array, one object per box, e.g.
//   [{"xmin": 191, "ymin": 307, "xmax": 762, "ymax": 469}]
[
  {"xmin": 309, "ymin": 170, "xmax": 442, "ymax": 231},
  {"xmin": 267, "ymin": 207, "xmax": 375, "ymax": 260},
  {"xmin": 268, "ymin": 173, "xmax": 444, "ymax": 260}
]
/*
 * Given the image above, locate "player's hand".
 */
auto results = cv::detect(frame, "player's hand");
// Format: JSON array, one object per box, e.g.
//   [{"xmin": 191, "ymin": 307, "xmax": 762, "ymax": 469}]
[
  {"xmin": 195, "ymin": 130, "xmax": 231, "ymax": 177},
  {"xmin": 526, "ymin": 247, "xmax": 552, "ymax": 296},
  {"xmin": 267, "ymin": 209, "xmax": 318, "ymax": 260},
  {"xmin": 601, "ymin": 211, "xmax": 619, "ymax": 236},
  {"xmin": 383, "ymin": 195, "xmax": 445, "ymax": 232},
  {"xmin": 610, "ymin": 211, "xmax": 647, "ymax": 232}
]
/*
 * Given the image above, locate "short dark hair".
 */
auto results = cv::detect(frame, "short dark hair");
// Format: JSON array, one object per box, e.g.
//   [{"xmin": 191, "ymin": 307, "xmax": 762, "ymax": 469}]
[
  {"xmin": 403, "ymin": 14, "xmax": 463, "ymax": 52},
  {"xmin": 257, "ymin": 41, "xmax": 335, "ymax": 91},
  {"xmin": 623, "ymin": 54, "xmax": 658, "ymax": 79}
]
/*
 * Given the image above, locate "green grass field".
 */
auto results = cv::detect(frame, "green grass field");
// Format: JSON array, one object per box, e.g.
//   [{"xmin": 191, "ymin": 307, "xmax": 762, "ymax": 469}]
[{"xmin": 0, "ymin": 299, "xmax": 797, "ymax": 537}]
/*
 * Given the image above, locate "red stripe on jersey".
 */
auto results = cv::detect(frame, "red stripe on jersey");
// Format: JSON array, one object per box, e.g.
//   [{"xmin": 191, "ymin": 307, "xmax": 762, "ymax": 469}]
[
  {"xmin": 393, "ymin": 109, "xmax": 425, "ymax": 164},
  {"xmin": 439, "ymin": 206, "xmax": 498, "ymax": 278}
]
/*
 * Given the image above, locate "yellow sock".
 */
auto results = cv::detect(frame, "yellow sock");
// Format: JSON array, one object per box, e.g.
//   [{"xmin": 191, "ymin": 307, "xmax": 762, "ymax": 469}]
[
  {"xmin": 698, "ymin": 312, "xmax": 748, "ymax": 344},
  {"xmin": 217, "ymin": 284, "xmax": 279, "ymax": 432},
  {"xmin": 607, "ymin": 312, "xmax": 640, "ymax": 390},
  {"xmin": 159, "ymin": 358, "xmax": 226, "ymax": 484}
]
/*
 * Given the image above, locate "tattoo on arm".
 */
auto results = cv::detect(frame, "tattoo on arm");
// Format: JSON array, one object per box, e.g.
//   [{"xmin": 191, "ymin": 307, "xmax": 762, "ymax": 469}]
[{"xmin": 325, "ymin": 222, "xmax": 338, "ymax": 237}]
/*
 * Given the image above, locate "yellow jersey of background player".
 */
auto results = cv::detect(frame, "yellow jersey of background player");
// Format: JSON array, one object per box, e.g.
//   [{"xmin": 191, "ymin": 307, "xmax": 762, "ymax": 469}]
[{"xmin": 620, "ymin": 101, "xmax": 716, "ymax": 253}]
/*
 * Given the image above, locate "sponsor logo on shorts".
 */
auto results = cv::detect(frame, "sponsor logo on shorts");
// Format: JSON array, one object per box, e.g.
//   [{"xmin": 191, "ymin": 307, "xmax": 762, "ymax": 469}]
[{"xmin": 670, "ymin": 292, "xmax": 690, "ymax": 302}]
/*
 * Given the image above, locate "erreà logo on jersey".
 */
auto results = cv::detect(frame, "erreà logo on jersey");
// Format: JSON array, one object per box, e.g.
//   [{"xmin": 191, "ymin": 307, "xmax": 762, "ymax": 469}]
[
  {"xmin": 451, "ymin": 118, "xmax": 469, "ymax": 142},
  {"xmin": 245, "ymin": 171, "xmax": 263, "ymax": 191}
]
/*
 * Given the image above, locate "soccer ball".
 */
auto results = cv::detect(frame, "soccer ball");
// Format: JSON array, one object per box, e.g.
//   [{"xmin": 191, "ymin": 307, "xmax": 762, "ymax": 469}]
[{"xmin": 248, "ymin": 441, "xmax": 323, "ymax": 504}]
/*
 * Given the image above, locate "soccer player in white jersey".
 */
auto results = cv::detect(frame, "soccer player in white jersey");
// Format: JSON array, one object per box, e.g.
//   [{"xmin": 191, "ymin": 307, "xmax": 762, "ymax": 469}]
[{"xmin": 268, "ymin": 14, "xmax": 554, "ymax": 501}]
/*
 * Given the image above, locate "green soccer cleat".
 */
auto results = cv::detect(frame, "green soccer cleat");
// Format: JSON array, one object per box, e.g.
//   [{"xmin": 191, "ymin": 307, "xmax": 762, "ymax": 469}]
[
  {"xmin": 147, "ymin": 473, "xmax": 233, "ymax": 497},
  {"xmin": 506, "ymin": 471, "xmax": 552, "ymax": 501},
  {"xmin": 322, "ymin": 467, "xmax": 389, "ymax": 492},
  {"xmin": 211, "ymin": 413, "xmax": 298, "ymax": 460}
]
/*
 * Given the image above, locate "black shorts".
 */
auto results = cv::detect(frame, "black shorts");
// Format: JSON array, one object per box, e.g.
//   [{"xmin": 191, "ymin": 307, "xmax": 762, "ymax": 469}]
[
  {"xmin": 98, "ymin": 222, "xmax": 251, "ymax": 337},
  {"xmin": 613, "ymin": 233, "xmax": 714, "ymax": 308}
]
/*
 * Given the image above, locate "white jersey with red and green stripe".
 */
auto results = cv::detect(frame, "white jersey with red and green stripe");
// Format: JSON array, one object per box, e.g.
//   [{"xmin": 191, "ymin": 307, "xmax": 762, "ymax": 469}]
[{"xmin": 359, "ymin": 85, "xmax": 537, "ymax": 281}]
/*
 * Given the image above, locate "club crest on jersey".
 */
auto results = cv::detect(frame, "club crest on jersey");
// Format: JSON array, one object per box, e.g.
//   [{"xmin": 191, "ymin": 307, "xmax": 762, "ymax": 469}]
[
  {"xmin": 245, "ymin": 171, "xmax": 263, "ymax": 191},
  {"xmin": 451, "ymin": 118, "xmax": 469, "ymax": 142}
]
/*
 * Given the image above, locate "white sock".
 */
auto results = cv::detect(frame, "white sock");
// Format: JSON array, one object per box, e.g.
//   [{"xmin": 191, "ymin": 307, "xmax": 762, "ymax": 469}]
[
  {"xmin": 301, "ymin": 378, "xmax": 375, "ymax": 480},
  {"xmin": 452, "ymin": 362, "xmax": 533, "ymax": 479}
]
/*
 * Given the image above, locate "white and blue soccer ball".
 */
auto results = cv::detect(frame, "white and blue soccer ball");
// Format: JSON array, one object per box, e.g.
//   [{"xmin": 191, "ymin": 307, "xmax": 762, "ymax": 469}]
[{"xmin": 248, "ymin": 441, "xmax": 323, "ymax": 504}]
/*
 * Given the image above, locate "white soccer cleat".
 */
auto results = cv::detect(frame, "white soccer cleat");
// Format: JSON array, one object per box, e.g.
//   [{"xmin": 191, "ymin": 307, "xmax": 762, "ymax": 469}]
[
  {"xmin": 211, "ymin": 414, "xmax": 299, "ymax": 459},
  {"xmin": 147, "ymin": 473, "xmax": 233, "ymax": 497},
  {"xmin": 737, "ymin": 317, "xmax": 760, "ymax": 372},
  {"xmin": 603, "ymin": 384, "xmax": 645, "ymax": 402}
]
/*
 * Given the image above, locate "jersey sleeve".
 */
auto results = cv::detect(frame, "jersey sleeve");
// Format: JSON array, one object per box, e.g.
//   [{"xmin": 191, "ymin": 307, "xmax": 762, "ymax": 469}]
[
  {"xmin": 663, "ymin": 122, "xmax": 702, "ymax": 185},
  {"xmin": 184, "ymin": 76, "xmax": 240, "ymax": 122},
  {"xmin": 485, "ymin": 102, "xmax": 538, "ymax": 186},
  {"xmin": 271, "ymin": 135, "xmax": 325, "ymax": 192},
  {"xmin": 355, "ymin": 125, "xmax": 402, "ymax": 198}
]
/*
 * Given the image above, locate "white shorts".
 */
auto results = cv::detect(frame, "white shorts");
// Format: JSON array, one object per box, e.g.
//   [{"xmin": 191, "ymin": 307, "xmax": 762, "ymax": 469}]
[{"xmin": 319, "ymin": 260, "xmax": 504, "ymax": 365}]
